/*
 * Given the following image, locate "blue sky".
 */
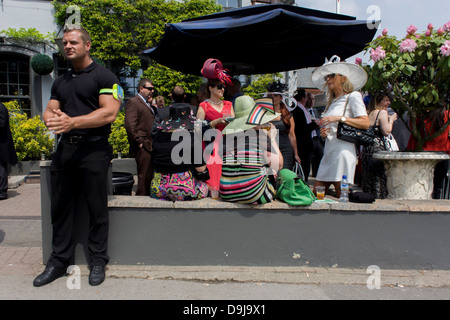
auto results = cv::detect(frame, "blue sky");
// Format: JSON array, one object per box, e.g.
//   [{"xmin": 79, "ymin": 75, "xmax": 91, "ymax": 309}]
[{"xmin": 295, "ymin": 0, "xmax": 450, "ymax": 63}]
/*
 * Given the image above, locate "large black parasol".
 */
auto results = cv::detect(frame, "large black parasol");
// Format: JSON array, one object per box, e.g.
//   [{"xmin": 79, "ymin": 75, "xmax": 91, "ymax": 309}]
[{"xmin": 142, "ymin": 4, "xmax": 379, "ymax": 75}]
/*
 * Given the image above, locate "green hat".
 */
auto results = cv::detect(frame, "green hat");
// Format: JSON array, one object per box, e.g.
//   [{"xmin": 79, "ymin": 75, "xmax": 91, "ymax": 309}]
[{"xmin": 222, "ymin": 95, "xmax": 280, "ymax": 135}]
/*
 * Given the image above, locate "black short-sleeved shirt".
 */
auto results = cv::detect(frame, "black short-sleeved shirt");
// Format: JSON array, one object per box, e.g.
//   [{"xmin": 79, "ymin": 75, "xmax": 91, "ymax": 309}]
[{"xmin": 50, "ymin": 61, "xmax": 119, "ymax": 137}]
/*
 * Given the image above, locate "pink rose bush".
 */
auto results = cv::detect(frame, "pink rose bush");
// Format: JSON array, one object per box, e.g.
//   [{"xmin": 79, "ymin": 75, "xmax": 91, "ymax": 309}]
[
  {"xmin": 399, "ymin": 38, "xmax": 418, "ymax": 53},
  {"xmin": 361, "ymin": 22, "xmax": 450, "ymax": 151},
  {"xmin": 406, "ymin": 24, "xmax": 418, "ymax": 35},
  {"xmin": 444, "ymin": 21, "xmax": 450, "ymax": 32},
  {"xmin": 441, "ymin": 40, "xmax": 450, "ymax": 57},
  {"xmin": 370, "ymin": 46, "xmax": 386, "ymax": 62}
]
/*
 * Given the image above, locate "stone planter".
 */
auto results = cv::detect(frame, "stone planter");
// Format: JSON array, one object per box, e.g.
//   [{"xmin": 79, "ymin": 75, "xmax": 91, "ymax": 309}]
[{"xmin": 373, "ymin": 151, "xmax": 450, "ymax": 200}]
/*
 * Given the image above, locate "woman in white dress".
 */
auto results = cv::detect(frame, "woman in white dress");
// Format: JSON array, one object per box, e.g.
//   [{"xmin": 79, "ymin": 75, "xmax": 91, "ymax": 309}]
[{"xmin": 311, "ymin": 56, "xmax": 370, "ymax": 198}]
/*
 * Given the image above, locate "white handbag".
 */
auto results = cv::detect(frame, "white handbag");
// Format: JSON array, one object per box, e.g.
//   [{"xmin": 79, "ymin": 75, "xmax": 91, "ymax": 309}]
[{"xmin": 384, "ymin": 133, "xmax": 399, "ymax": 151}]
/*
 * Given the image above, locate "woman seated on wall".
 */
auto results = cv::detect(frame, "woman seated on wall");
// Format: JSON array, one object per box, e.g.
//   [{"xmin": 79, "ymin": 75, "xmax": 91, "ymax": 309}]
[
  {"xmin": 219, "ymin": 95, "xmax": 284, "ymax": 204},
  {"xmin": 151, "ymin": 103, "xmax": 209, "ymax": 201}
]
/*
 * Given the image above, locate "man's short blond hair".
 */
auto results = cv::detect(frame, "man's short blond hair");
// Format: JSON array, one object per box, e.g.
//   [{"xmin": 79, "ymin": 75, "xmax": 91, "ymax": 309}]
[{"xmin": 64, "ymin": 27, "xmax": 91, "ymax": 44}]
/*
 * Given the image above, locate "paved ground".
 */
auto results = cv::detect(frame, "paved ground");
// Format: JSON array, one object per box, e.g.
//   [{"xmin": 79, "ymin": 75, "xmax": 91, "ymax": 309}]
[{"xmin": 1, "ymin": 178, "xmax": 450, "ymax": 301}]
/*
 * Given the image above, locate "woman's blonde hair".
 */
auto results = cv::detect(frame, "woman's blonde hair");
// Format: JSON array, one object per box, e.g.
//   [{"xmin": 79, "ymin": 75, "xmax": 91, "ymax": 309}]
[{"xmin": 325, "ymin": 75, "xmax": 354, "ymax": 109}]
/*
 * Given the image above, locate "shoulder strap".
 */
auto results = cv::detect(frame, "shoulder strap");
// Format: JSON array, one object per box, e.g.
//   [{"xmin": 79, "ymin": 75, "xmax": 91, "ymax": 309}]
[
  {"xmin": 374, "ymin": 109, "xmax": 387, "ymax": 126},
  {"xmin": 374, "ymin": 110, "xmax": 381, "ymax": 125},
  {"xmin": 342, "ymin": 94, "xmax": 350, "ymax": 116}
]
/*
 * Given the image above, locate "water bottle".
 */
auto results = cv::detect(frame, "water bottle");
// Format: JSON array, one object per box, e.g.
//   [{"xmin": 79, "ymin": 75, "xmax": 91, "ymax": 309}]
[{"xmin": 340, "ymin": 175, "xmax": 349, "ymax": 203}]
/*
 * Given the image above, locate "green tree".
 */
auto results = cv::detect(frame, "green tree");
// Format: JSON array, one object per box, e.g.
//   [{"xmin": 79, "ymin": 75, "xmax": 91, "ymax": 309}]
[
  {"xmin": 362, "ymin": 23, "xmax": 450, "ymax": 151},
  {"xmin": 0, "ymin": 27, "xmax": 54, "ymax": 44},
  {"xmin": 109, "ymin": 111, "xmax": 130, "ymax": 157},
  {"xmin": 143, "ymin": 61, "xmax": 204, "ymax": 102},
  {"xmin": 52, "ymin": 0, "xmax": 222, "ymax": 71},
  {"xmin": 242, "ymin": 73, "xmax": 283, "ymax": 99},
  {"xmin": 4, "ymin": 101, "xmax": 54, "ymax": 161}
]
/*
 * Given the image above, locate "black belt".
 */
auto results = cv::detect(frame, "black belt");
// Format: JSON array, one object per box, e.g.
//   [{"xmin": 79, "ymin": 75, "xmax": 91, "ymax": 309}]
[{"xmin": 61, "ymin": 135, "xmax": 108, "ymax": 144}]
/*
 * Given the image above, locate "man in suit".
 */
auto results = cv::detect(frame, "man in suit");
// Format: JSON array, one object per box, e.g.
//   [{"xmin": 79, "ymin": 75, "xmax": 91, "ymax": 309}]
[
  {"xmin": 291, "ymin": 89, "xmax": 320, "ymax": 182},
  {"xmin": 0, "ymin": 103, "xmax": 18, "ymax": 200},
  {"xmin": 125, "ymin": 78, "xmax": 157, "ymax": 196}
]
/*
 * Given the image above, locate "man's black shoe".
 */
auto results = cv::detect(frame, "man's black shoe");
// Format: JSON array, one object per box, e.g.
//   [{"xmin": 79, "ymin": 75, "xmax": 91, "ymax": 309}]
[
  {"xmin": 0, "ymin": 194, "xmax": 7, "ymax": 200},
  {"xmin": 88, "ymin": 265, "xmax": 106, "ymax": 286},
  {"xmin": 33, "ymin": 265, "xmax": 68, "ymax": 287}
]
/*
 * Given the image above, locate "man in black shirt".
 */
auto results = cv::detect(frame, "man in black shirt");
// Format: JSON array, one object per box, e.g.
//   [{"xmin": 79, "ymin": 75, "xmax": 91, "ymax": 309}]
[{"xmin": 33, "ymin": 27, "xmax": 122, "ymax": 287}]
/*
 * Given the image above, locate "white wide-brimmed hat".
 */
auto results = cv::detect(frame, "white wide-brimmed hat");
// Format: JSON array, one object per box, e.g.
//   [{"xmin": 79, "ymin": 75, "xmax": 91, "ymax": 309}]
[{"xmin": 311, "ymin": 55, "xmax": 368, "ymax": 91}]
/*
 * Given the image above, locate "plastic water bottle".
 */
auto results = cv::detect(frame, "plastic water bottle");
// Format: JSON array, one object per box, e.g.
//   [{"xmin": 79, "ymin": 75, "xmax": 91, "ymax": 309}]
[{"xmin": 340, "ymin": 175, "xmax": 349, "ymax": 203}]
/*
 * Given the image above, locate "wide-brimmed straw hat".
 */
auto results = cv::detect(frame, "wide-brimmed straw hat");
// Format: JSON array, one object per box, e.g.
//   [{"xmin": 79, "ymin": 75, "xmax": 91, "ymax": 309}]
[
  {"xmin": 222, "ymin": 95, "xmax": 280, "ymax": 135},
  {"xmin": 311, "ymin": 55, "xmax": 368, "ymax": 91},
  {"xmin": 155, "ymin": 103, "xmax": 197, "ymax": 132}
]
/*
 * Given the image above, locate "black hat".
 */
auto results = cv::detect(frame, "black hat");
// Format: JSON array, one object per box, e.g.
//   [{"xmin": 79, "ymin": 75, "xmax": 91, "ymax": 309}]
[{"xmin": 155, "ymin": 103, "xmax": 196, "ymax": 132}]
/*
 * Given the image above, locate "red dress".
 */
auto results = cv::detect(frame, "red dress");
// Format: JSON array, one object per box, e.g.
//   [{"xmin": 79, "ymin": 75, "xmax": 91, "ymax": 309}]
[
  {"xmin": 407, "ymin": 111, "xmax": 450, "ymax": 153},
  {"xmin": 200, "ymin": 100, "xmax": 233, "ymax": 190}
]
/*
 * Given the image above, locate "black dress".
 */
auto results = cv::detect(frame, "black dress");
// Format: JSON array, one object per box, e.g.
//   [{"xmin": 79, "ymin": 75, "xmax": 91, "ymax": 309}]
[
  {"xmin": 270, "ymin": 119, "xmax": 294, "ymax": 170},
  {"xmin": 361, "ymin": 111, "xmax": 389, "ymax": 199}
]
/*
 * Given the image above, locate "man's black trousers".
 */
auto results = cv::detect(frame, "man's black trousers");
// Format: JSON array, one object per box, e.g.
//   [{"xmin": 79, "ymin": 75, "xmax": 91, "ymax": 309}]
[{"xmin": 48, "ymin": 139, "xmax": 112, "ymax": 268}]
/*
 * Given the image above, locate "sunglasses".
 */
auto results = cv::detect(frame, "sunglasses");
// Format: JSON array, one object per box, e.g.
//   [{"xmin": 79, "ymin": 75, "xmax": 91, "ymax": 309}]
[
  {"xmin": 144, "ymin": 86, "xmax": 155, "ymax": 92},
  {"xmin": 323, "ymin": 73, "xmax": 338, "ymax": 82},
  {"xmin": 214, "ymin": 84, "xmax": 225, "ymax": 90}
]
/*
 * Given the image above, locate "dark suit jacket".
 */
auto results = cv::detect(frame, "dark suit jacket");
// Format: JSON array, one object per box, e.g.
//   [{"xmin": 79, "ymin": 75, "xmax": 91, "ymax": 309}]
[
  {"xmin": 124, "ymin": 96, "xmax": 156, "ymax": 154},
  {"xmin": 0, "ymin": 103, "xmax": 18, "ymax": 165},
  {"xmin": 291, "ymin": 105, "xmax": 319, "ymax": 156}
]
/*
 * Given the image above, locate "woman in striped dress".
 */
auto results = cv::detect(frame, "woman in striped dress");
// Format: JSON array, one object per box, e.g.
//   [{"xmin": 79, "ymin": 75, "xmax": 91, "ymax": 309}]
[{"xmin": 220, "ymin": 95, "xmax": 283, "ymax": 204}]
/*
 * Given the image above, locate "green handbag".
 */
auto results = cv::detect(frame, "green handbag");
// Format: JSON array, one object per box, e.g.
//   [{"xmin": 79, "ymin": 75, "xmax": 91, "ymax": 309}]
[{"xmin": 276, "ymin": 169, "xmax": 316, "ymax": 206}]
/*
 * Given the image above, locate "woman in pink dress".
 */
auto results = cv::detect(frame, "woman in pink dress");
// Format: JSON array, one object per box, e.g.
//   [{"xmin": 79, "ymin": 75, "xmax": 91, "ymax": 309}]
[{"xmin": 196, "ymin": 59, "xmax": 235, "ymax": 198}]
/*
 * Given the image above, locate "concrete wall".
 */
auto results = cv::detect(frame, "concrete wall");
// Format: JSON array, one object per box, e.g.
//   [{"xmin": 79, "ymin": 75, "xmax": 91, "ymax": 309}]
[{"xmin": 40, "ymin": 161, "xmax": 450, "ymax": 270}]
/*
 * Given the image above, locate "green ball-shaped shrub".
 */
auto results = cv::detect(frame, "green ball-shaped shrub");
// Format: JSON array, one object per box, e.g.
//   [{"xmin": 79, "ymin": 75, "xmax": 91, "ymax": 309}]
[{"xmin": 31, "ymin": 54, "xmax": 54, "ymax": 75}]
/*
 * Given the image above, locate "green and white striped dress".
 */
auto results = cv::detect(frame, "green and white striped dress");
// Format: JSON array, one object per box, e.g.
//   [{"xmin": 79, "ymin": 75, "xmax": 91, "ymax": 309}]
[{"xmin": 219, "ymin": 131, "xmax": 276, "ymax": 204}]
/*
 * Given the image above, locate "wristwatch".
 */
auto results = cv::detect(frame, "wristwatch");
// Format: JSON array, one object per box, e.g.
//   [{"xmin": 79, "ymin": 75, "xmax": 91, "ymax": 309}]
[{"xmin": 340, "ymin": 116, "xmax": 347, "ymax": 123}]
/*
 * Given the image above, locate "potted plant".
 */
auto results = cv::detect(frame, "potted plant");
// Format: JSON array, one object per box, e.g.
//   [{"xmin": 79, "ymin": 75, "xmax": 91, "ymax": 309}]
[{"xmin": 359, "ymin": 22, "xmax": 450, "ymax": 199}]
